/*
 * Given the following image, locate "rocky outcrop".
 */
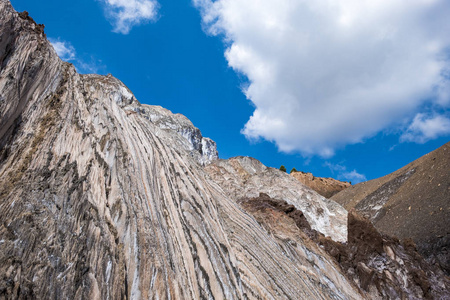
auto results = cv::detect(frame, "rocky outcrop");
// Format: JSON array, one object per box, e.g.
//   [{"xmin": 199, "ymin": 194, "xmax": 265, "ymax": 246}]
[
  {"xmin": 1, "ymin": 1, "xmax": 448, "ymax": 298},
  {"xmin": 0, "ymin": 1, "xmax": 363, "ymax": 299},
  {"xmin": 319, "ymin": 211, "xmax": 449, "ymax": 299},
  {"xmin": 133, "ymin": 104, "xmax": 218, "ymax": 165},
  {"xmin": 241, "ymin": 193, "xmax": 450, "ymax": 299},
  {"xmin": 291, "ymin": 171, "xmax": 351, "ymax": 198},
  {"xmin": 332, "ymin": 142, "xmax": 450, "ymax": 275},
  {"xmin": 205, "ymin": 156, "xmax": 348, "ymax": 242}
]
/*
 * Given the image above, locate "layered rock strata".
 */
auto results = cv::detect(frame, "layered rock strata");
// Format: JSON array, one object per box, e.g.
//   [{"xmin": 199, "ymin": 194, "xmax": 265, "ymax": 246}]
[
  {"xmin": 240, "ymin": 193, "xmax": 450, "ymax": 299},
  {"xmin": 0, "ymin": 2, "xmax": 361, "ymax": 299},
  {"xmin": 205, "ymin": 156, "xmax": 348, "ymax": 243},
  {"xmin": 1, "ymin": 1, "xmax": 448, "ymax": 299}
]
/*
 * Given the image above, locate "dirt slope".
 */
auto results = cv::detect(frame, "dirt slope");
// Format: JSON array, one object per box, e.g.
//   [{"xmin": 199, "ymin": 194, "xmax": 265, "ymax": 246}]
[{"xmin": 332, "ymin": 142, "xmax": 450, "ymax": 274}]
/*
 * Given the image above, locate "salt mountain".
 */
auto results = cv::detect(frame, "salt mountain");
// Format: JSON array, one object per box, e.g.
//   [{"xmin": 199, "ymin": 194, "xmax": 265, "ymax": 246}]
[{"xmin": 0, "ymin": 1, "xmax": 448, "ymax": 299}]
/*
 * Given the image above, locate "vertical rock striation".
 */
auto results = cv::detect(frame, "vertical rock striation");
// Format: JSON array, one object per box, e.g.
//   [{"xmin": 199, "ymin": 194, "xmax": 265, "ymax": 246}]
[
  {"xmin": 0, "ymin": 1, "xmax": 362, "ymax": 299},
  {"xmin": 1, "ymin": 1, "xmax": 447, "ymax": 299}
]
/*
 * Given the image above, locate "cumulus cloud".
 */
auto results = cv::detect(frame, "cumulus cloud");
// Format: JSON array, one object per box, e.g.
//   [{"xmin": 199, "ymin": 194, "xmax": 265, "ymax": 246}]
[
  {"xmin": 49, "ymin": 39, "xmax": 76, "ymax": 61},
  {"xmin": 400, "ymin": 113, "xmax": 450, "ymax": 143},
  {"xmin": 193, "ymin": 0, "xmax": 450, "ymax": 157},
  {"xmin": 101, "ymin": 0, "xmax": 158, "ymax": 34}
]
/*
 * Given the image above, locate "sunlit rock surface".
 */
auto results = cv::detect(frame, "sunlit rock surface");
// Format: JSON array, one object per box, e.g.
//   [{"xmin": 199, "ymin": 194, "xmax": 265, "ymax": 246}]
[
  {"xmin": 0, "ymin": 1, "xmax": 362, "ymax": 299},
  {"xmin": 332, "ymin": 142, "xmax": 450, "ymax": 275},
  {"xmin": 239, "ymin": 194, "xmax": 450, "ymax": 299},
  {"xmin": 1, "ymin": 1, "xmax": 448, "ymax": 299},
  {"xmin": 291, "ymin": 170, "xmax": 351, "ymax": 198},
  {"xmin": 205, "ymin": 156, "xmax": 348, "ymax": 243}
]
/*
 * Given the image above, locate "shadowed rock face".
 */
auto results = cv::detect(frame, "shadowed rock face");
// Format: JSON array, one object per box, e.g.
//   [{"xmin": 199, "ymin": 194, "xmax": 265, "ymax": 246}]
[
  {"xmin": 332, "ymin": 142, "xmax": 450, "ymax": 275},
  {"xmin": 291, "ymin": 171, "xmax": 351, "ymax": 198},
  {"xmin": 0, "ymin": 1, "xmax": 364, "ymax": 299}
]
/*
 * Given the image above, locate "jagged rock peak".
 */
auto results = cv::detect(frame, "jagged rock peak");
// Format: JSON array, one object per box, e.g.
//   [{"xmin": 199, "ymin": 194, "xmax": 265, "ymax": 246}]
[
  {"xmin": 131, "ymin": 104, "xmax": 218, "ymax": 165},
  {"xmin": 77, "ymin": 72, "xmax": 219, "ymax": 165}
]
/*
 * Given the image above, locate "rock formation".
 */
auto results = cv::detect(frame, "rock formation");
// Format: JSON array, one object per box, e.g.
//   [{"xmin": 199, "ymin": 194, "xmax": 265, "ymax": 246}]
[
  {"xmin": 0, "ymin": 1, "xmax": 361, "ymax": 298},
  {"xmin": 290, "ymin": 170, "xmax": 351, "ymax": 198},
  {"xmin": 239, "ymin": 193, "xmax": 450, "ymax": 299},
  {"xmin": 205, "ymin": 156, "xmax": 349, "ymax": 243},
  {"xmin": 332, "ymin": 142, "xmax": 450, "ymax": 275},
  {"xmin": 0, "ymin": 1, "xmax": 448, "ymax": 299}
]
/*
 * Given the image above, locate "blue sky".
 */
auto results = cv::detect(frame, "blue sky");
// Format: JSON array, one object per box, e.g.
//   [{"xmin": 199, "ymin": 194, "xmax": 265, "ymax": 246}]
[{"xmin": 10, "ymin": 0, "xmax": 450, "ymax": 183}]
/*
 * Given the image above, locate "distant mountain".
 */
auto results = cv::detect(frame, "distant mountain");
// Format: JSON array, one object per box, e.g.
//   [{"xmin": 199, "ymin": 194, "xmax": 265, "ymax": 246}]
[
  {"xmin": 0, "ymin": 0, "xmax": 448, "ymax": 298},
  {"xmin": 291, "ymin": 170, "xmax": 351, "ymax": 198},
  {"xmin": 332, "ymin": 142, "xmax": 450, "ymax": 274}
]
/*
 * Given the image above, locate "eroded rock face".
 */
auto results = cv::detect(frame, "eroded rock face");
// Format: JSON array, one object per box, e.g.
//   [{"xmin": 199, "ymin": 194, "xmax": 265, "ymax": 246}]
[
  {"xmin": 321, "ymin": 211, "xmax": 450, "ymax": 299},
  {"xmin": 205, "ymin": 156, "xmax": 349, "ymax": 243},
  {"xmin": 0, "ymin": 2, "xmax": 363, "ymax": 299},
  {"xmin": 132, "ymin": 104, "xmax": 218, "ymax": 165},
  {"xmin": 240, "ymin": 193, "xmax": 450, "ymax": 299},
  {"xmin": 291, "ymin": 171, "xmax": 351, "ymax": 198}
]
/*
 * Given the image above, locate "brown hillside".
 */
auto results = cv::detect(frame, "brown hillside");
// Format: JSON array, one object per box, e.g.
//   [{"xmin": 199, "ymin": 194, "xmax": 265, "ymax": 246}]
[
  {"xmin": 291, "ymin": 171, "xmax": 351, "ymax": 198},
  {"xmin": 332, "ymin": 142, "xmax": 450, "ymax": 274}
]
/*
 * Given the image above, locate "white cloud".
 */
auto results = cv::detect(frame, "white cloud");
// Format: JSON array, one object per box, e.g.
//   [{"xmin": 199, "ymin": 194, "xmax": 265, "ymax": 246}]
[
  {"xmin": 323, "ymin": 162, "xmax": 346, "ymax": 173},
  {"xmin": 194, "ymin": 0, "xmax": 450, "ymax": 157},
  {"xmin": 49, "ymin": 38, "xmax": 105, "ymax": 74},
  {"xmin": 101, "ymin": 0, "xmax": 158, "ymax": 34},
  {"xmin": 340, "ymin": 170, "xmax": 367, "ymax": 184},
  {"xmin": 400, "ymin": 113, "xmax": 450, "ymax": 143},
  {"xmin": 49, "ymin": 39, "xmax": 75, "ymax": 61},
  {"xmin": 324, "ymin": 162, "xmax": 366, "ymax": 184}
]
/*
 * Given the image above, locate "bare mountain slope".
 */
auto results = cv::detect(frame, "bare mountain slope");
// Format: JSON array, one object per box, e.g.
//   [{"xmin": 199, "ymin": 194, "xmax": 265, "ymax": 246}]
[
  {"xmin": 0, "ymin": 1, "xmax": 448, "ymax": 299},
  {"xmin": 0, "ymin": 1, "xmax": 362, "ymax": 298},
  {"xmin": 290, "ymin": 170, "xmax": 351, "ymax": 198},
  {"xmin": 332, "ymin": 142, "xmax": 450, "ymax": 274},
  {"xmin": 205, "ymin": 156, "xmax": 349, "ymax": 242}
]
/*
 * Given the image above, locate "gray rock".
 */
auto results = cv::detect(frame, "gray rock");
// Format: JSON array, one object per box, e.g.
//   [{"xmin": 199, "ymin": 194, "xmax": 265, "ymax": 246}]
[
  {"xmin": 0, "ymin": 1, "xmax": 362, "ymax": 299},
  {"xmin": 6, "ymin": 1, "xmax": 448, "ymax": 299},
  {"xmin": 205, "ymin": 156, "xmax": 348, "ymax": 243}
]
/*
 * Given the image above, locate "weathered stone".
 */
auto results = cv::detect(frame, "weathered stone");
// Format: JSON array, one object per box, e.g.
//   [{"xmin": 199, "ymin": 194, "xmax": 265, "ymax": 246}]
[
  {"xmin": 205, "ymin": 156, "xmax": 349, "ymax": 242},
  {"xmin": 0, "ymin": 1, "xmax": 362, "ymax": 299},
  {"xmin": 238, "ymin": 193, "xmax": 450, "ymax": 299},
  {"xmin": 1, "ymin": 1, "xmax": 448, "ymax": 299}
]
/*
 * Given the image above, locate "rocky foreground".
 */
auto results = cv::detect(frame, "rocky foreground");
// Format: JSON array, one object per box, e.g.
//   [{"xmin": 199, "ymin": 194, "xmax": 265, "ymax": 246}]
[{"xmin": 0, "ymin": 1, "xmax": 448, "ymax": 299}]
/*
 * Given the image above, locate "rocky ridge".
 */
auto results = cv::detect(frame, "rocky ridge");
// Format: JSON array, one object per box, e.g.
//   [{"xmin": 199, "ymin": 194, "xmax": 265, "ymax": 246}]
[
  {"xmin": 0, "ymin": 1, "xmax": 448, "ymax": 299},
  {"xmin": 0, "ymin": 2, "xmax": 361, "ymax": 298},
  {"xmin": 291, "ymin": 170, "xmax": 351, "ymax": 198},
  {"xmin": 205, "ymin": 156, "xmax": 348, "ymax": 243}
]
